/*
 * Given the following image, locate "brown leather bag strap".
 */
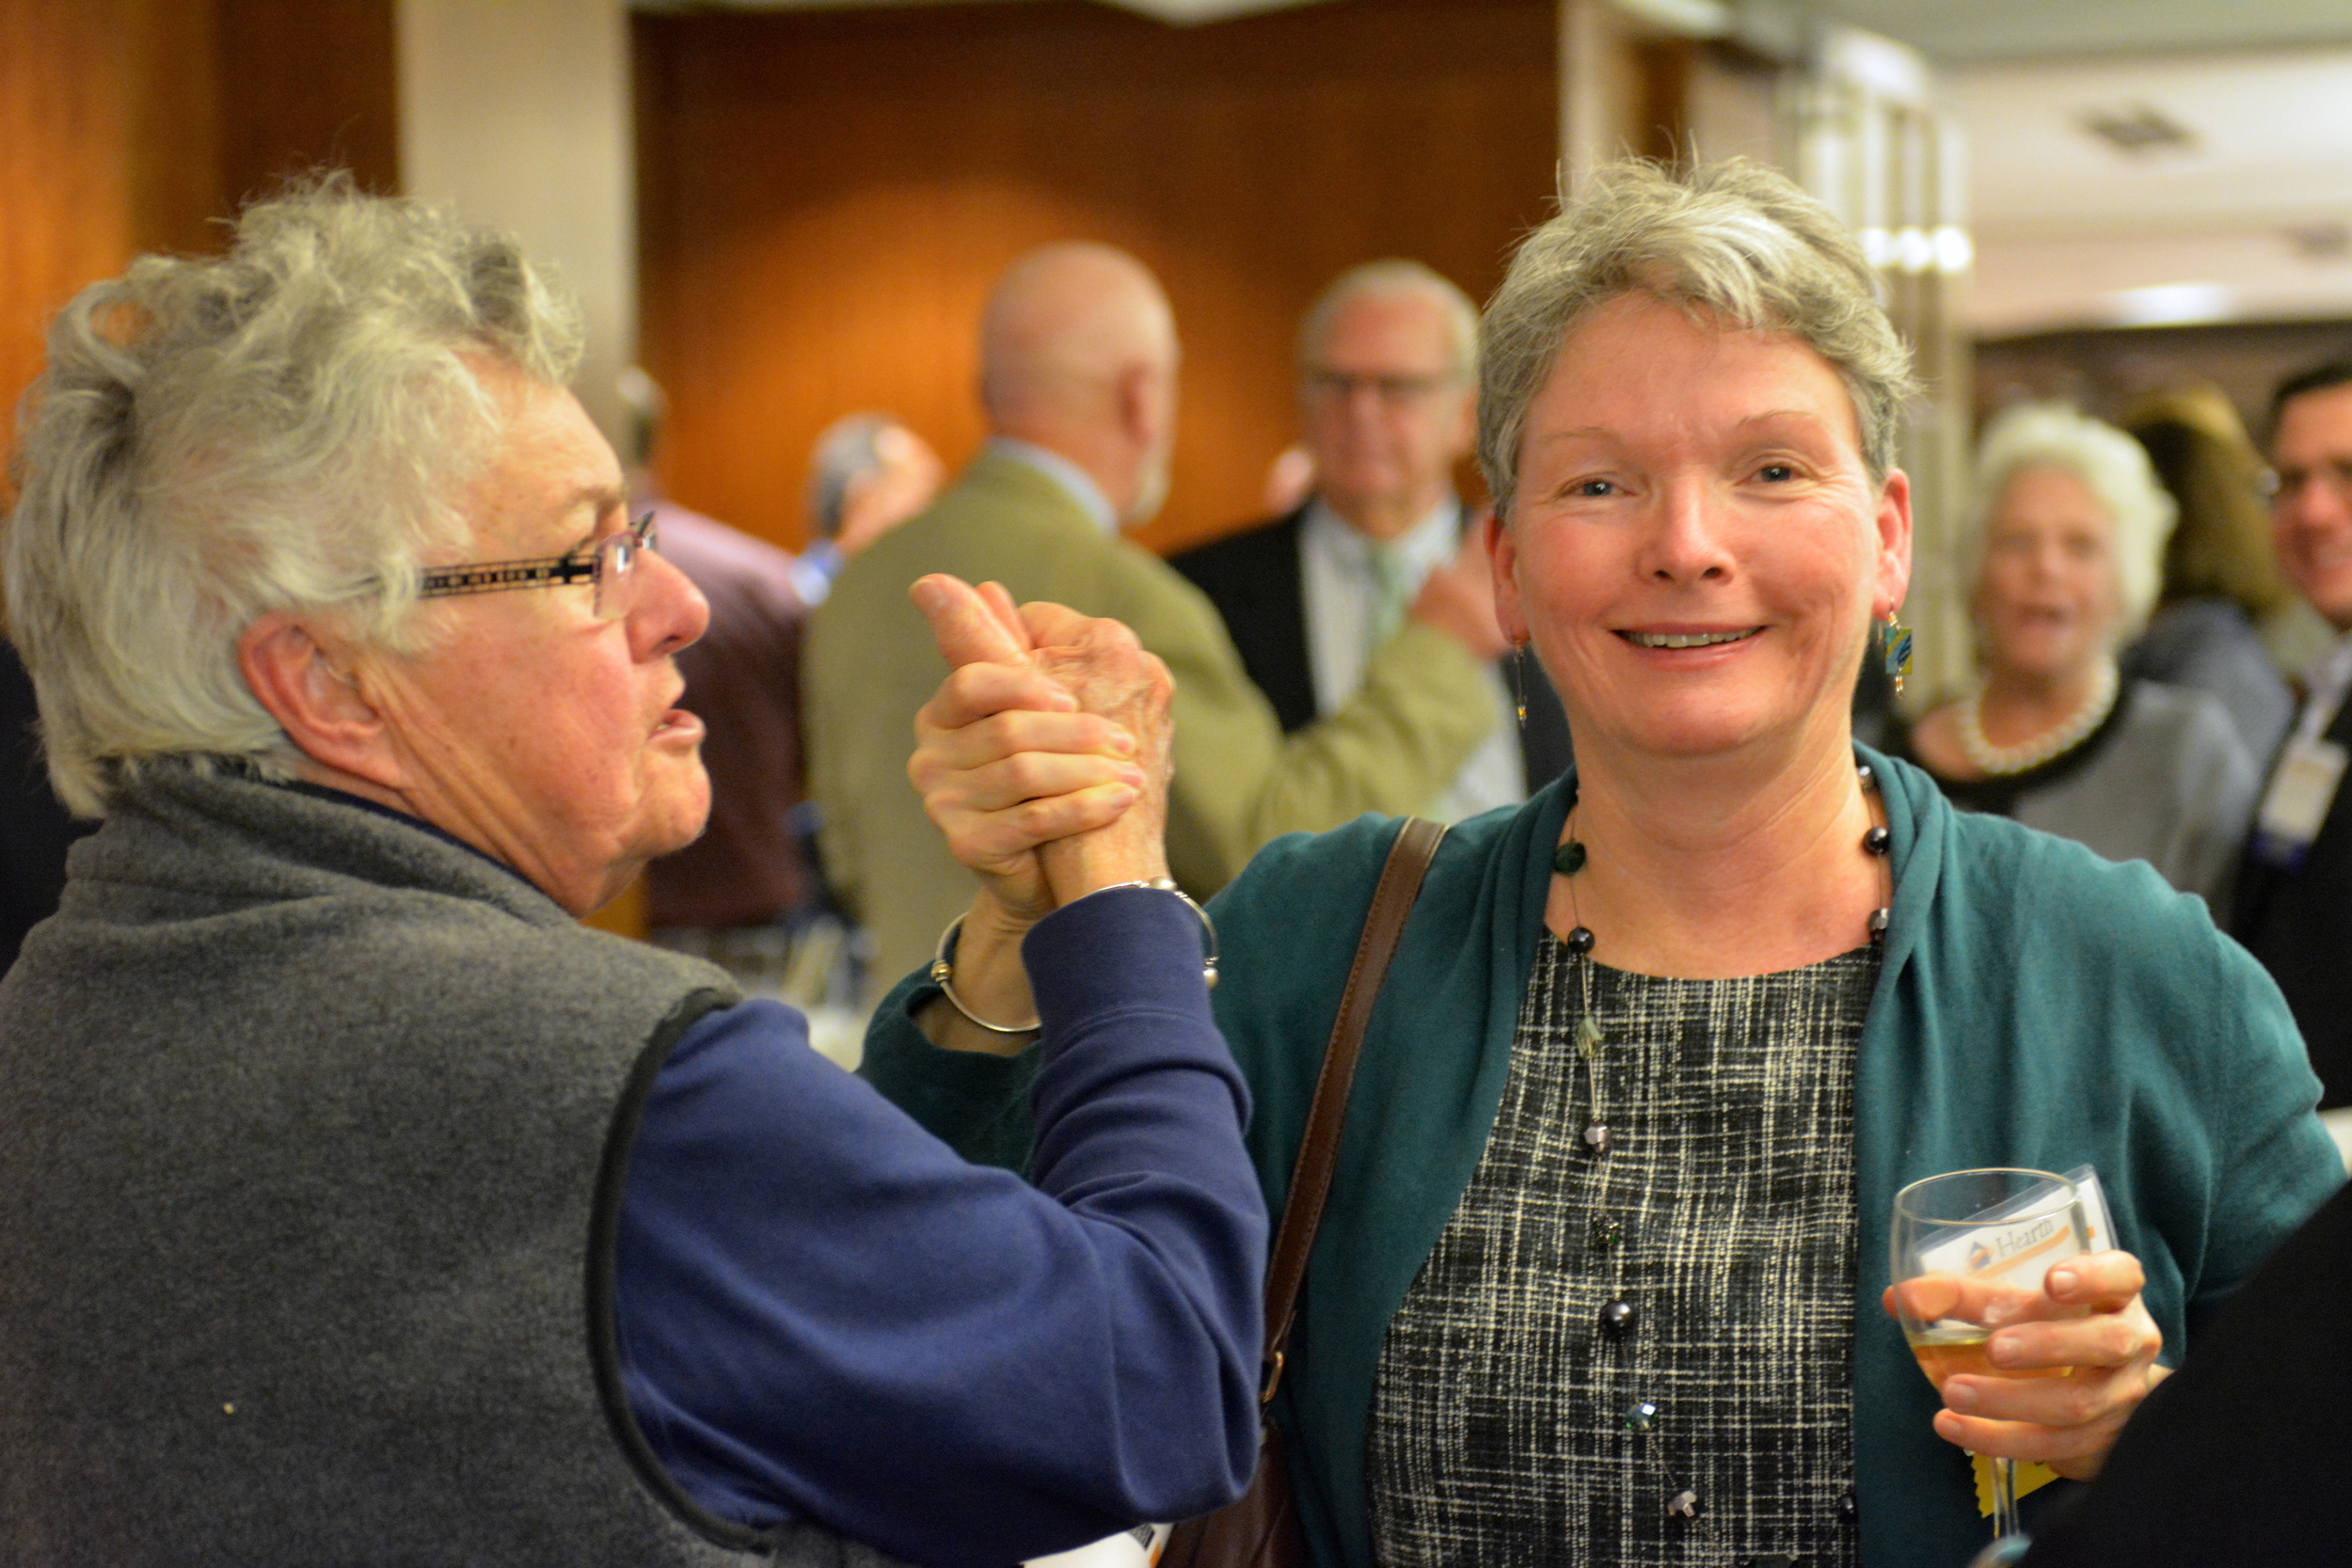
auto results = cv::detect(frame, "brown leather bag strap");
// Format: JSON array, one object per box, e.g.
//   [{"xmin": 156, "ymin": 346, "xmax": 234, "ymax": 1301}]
[{"xmin": 1258, "ymin": 815, "xmax": 1446, "ymax": 1402}]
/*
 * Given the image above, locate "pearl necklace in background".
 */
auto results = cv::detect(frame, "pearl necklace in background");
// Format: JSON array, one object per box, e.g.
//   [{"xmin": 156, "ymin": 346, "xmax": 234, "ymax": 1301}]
[{"xmin": 1955, "ymin": 657, "xmax": 2119, "ymax": 778}]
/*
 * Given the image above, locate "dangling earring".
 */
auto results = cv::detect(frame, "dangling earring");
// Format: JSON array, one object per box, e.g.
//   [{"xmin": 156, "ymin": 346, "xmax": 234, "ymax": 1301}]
[
  {"xmin": 1511, "ymin": 641, "xmax": 1530, "ymax": 730},
  {"xmin": 1879, "ymin": 608, "xmax": 1914, "ymax": 697}
]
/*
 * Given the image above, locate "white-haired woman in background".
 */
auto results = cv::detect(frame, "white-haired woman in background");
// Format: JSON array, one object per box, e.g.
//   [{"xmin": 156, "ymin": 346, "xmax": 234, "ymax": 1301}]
[{"xmin": 1901, "ymin": 403, "xmax": 2260, "ymax": 904}]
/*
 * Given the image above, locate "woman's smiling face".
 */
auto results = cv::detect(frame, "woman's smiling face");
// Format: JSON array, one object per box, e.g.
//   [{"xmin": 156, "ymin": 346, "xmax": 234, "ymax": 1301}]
[
  {"xmin": 1492, "ymin": 293, "xmax": 1910, "ymax": 771},
  {"xmin": 1973, "ymin": 464, "xmax": 2123, "ymax": 686}
]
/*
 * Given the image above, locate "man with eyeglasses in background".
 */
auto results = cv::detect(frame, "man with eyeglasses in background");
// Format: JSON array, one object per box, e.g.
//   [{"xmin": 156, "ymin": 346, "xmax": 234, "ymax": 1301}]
[
  {"xmin": 2233, "ymin": 359, "xmax": 2352, "ymax": 1113},
  {"xmin": 1173, "ymin": 261, "xmax": 1571, "ymax": 823},
  {"xmin": 808, "ymin": 244, "xmax": 1510, "ymax": 1001}
]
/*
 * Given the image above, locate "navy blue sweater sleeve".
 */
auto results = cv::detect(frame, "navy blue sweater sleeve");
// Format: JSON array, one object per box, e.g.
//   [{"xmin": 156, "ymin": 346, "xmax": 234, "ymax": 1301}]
[{"xmin": 614, "ymin": 887, "xmax": 1265, "ymax": 1568}]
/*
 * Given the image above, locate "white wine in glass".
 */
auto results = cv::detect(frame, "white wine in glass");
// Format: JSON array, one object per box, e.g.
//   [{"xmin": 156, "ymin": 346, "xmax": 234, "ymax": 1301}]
[{"xmin": 1889, "ymin": 1167, "xmax": 2090, "ymax": 1546}]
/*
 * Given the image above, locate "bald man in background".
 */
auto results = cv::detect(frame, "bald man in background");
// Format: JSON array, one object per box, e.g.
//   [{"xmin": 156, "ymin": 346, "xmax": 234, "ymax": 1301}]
[{"xmin": 807, "ymin": 243, "xmax": 1502, "ymax": 1000}]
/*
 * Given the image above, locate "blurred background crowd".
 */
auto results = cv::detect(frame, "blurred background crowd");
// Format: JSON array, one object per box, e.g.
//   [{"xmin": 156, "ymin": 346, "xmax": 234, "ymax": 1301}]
[{"xmin": 9, "ymin": 7, "xmax": 2352, "ymax": 1564}]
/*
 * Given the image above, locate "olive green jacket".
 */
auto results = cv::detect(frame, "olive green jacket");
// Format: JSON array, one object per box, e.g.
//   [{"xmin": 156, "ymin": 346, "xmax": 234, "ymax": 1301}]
[
  {"xmin": 805, "ymin": 448, "xmax": 1494, "ymax": 991},
  {"xmin": 863, "ymin": 752, "xmax": 2344, "ymax": 1567}
]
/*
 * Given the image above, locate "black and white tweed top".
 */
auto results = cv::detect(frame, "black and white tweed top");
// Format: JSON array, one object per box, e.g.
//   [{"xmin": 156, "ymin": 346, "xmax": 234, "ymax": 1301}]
[{"xmin": 1368, "ymin": 932, "xmax": 1877, "ymax": 1567}]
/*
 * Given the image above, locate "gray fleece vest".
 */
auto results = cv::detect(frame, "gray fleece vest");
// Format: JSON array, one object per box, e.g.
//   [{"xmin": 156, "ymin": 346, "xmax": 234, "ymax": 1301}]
[{"xmin": 0, "ymin": 766, "xmax": 906, "ymax": 1567}]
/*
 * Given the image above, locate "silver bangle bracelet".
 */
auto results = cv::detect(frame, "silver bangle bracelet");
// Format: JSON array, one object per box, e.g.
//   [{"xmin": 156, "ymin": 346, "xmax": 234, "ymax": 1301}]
[
  {"xmin": 928, "ymin": 879, "xmax": 1221, "ymax": 1037},
  {"xmin": 929, "ymin": 914, "xmax": 1042, "ymax": 1037},
  {"xmin": 1060, "ymin": 878, "xmax": 1219, "ymax": 990}
]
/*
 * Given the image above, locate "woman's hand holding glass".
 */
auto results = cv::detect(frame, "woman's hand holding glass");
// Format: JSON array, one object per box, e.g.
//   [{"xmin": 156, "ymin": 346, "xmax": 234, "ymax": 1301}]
[
  {"xmin": 1885, "ymin": 1168, "xmax": 2168, "ymax": 1513},
  {"xmin": 907, "ymin": 574, "xmax": 1174, "ymax": 1052},
  {"xmin": 1892, "ymin": 1248, "xmax": 2166, "ymax": 1480}
]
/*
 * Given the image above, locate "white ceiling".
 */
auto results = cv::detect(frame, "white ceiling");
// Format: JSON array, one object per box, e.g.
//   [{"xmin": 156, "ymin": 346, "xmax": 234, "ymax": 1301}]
[
  {"xmin": 1948, "ymin": 47, "xmax": 2352, "ymax": 335},
  {"xmin": 1730, "ymin": 3, "xmax": 2352, "ymax": 334},
  {"xmin": 1805, "ymin": 0, "xmax": 2352, "ymax": 63}
]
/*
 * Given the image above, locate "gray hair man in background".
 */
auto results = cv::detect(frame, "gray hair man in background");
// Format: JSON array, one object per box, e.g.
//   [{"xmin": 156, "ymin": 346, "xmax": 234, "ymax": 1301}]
[
  {"xmin": 803, "ymin": 411, "xmax": 945, "ymax": 603},
  {"xmin": 1171, "ymin": 261, "xmax": 1572, "ymax": 820},
  {"xmin": 806, "ymin": 242, "xmax": 1508, "ymax": 997}
]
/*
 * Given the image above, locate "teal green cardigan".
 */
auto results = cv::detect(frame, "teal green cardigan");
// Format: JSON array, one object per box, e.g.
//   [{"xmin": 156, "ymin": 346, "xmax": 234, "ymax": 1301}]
[{"xmin": 863, "ymin": 752, "xmax": 2344, "ymax": 1567}]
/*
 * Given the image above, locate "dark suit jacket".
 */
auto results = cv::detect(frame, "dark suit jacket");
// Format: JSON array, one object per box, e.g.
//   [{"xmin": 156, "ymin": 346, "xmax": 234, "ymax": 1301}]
[
  {"xmin": 2231, "ymin": 695, "xmax": 2352, "ymax": 1108},
  {"xmin": 0, "ymin": 641, "xmax": 93, "ymax": 976},
  {"xmin": 1170, "ymin": 503, "xmax": 1574, "ymax": 794},
  {"xmin": 2018, "ymin": 1177, "xmax": 2352, "ymax": 1567}
]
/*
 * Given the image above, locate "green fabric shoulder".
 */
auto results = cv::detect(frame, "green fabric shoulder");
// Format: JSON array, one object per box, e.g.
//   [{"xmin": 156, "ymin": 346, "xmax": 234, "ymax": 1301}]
[{"xmin": 1851, "ymin": 752, "xmax": 2341, "ymax": 1565}]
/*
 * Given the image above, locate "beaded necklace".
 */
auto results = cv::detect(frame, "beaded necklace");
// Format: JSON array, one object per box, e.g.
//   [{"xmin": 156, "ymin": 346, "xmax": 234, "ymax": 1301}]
[
  {"xmin": 1546, "ymin": 761, "xmax": 1894, "ymax": 1550},
  {"xmin": 1551, "ymin": 760, "xmax": 1894, "ymax": 1154},
  {"xmin": 1954, "ymin": 657, "xmax": 2119, "ymax": 778}
]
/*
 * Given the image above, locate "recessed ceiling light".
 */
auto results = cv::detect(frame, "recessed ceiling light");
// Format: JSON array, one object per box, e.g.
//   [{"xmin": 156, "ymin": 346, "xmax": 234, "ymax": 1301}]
[
  {"xmin": 2285, "ymin": 223, "xmax": 2352, "ymax": 263},
  {"xmin": 2106, "ymin": 282, "xmax": 2235, "ymax": 327},
  {"xmin": 2078, "ymin": 103, "xmax": 2200, "ymax": 157}
]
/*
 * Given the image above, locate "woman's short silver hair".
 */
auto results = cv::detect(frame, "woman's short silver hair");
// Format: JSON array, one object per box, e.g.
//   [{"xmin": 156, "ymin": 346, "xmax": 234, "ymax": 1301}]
[
  {"xmin": 5, "ymin": 175, "xmax": 583, "ymax": 816},
  {"xmin": 1478, "ymin": 159, "xmax": 1918, "ymax": 519},
  {"xmin": 1966, "ymin": 401, "xmax": 2177, "ymax": 640}
]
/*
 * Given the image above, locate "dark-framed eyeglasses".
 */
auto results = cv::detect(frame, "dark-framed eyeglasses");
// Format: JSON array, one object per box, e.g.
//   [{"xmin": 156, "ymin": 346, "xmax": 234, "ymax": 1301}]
[
  {"xmin": 2261, "ymin": 460, "xmax": 2352, "ymax": 511},
  {"xmin": 416, "ymin": 511, "xmax": 658, "ymax": 622},
  {"xmin": 1303, "ymin": 368, "xmax": 1462, "ymax": 408}
]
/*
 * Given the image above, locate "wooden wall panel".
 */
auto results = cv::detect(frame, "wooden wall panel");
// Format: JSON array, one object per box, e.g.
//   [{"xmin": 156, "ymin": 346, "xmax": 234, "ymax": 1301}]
[
  {"xmin": 1, "ymin": 0, "xmax": 142, "ymax": 510},
  {"xmin": 635, "ymin": 0, "xmax": 1559, "ymax": 557},
  {"xmin": 214, "ymin": 0, "xmax": 401, "ymax": 210},
  {"xmin": 1, "ymin": 0, "xmax": 395, "ymax": 516}
]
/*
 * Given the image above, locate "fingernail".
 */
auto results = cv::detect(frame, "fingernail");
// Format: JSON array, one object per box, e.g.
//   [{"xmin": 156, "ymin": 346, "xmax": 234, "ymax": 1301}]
[
  {"xmin": 1046, "ymin": 689, "xmax": 1076, "ymax": 711},
  {"xmin": 2048, "ymin": 1267, "xmax": 2078, "ymax": 1295},
  {"xmin": 909, "ymin": 578, "xmax": 945, "ymax": 612},
  {"xmin": 1108, "ymin": 729, "xmax": 1136, "ymax": 755},
  {"xmin": 1118, "ymin": 767, "xmax": 1148, "ymax": 790},
  {"xmin": 1943, "ymin": 1381, "xmax": 1979, "ymax": 1413}
]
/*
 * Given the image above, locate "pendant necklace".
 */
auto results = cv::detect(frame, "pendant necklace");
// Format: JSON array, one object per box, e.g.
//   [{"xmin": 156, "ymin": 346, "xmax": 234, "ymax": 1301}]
[
  {"xmin": 1550, "ymin": 760, "xmax": 1895, "ymax": 1160},
  {"xmin": 1549, "ymin": 761, "xmax": 1893, "ymax": 1546}
]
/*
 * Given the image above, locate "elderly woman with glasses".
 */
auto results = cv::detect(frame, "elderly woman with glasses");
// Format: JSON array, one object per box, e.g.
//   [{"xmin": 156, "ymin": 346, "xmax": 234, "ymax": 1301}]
[
  {"xmin": 869, "ymin": 160, "xmax": 2341, "ymax": 1568},
  {"xmin": 1899, "ymin": 403, "xmax": 2261, "ymax": 906},
  {"xmin": 0, "ymin": 183, "xmax": 1269, "ymax": 1567}
]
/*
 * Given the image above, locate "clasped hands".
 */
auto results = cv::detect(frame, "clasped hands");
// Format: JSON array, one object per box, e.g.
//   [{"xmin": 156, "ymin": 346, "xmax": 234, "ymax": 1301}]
[
  {"xmin": 906, "ymin": 575, "xmax": 1175, "ymax": 1051},
  {"xmin": 1884, "ymin": 1254, "xmax": 2169, "ymax": 1481}
]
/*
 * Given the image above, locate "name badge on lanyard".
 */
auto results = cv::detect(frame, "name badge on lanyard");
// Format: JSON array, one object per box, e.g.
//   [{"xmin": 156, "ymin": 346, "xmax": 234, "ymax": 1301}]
[{"xmin": 2251, "ymin": 734, "xmax": 2350, "ymax": 871}]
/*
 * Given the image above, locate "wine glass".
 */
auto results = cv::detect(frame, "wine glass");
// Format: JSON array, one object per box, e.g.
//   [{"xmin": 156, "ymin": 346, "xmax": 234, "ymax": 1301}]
[{"xmin": 1889, "ymin": 1167, "xmax": 2090, "ymax": 1546}]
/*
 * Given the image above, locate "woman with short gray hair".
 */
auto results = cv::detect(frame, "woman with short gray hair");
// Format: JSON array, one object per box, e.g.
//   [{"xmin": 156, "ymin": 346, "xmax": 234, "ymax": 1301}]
[
  {"xmin": 1901, "ymin": 401, "xmax": 2260, "ymax": 904},
  {"xmin": 871, "ymin": 158, "xmax": 2339, "ymax": 1567},
  {"xmin": 8, "ymin": 187, "xmax": 583, "ymax": 817},
  {"xmin": 1478, "ymin": 157, "xmax": 1918, "ymax": 498},
  {"xmin": 0, "ymin": 179, "xmax": 1267, "ymax": 1565}
]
